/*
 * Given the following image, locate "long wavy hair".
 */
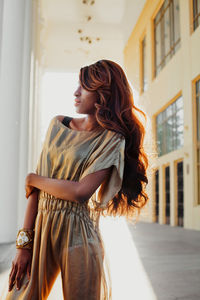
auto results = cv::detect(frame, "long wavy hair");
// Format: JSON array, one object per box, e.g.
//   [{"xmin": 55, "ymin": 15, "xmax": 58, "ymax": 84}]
[{"xmin": 79, "ymin": 59, "xmax": 149, "ymax": 220}]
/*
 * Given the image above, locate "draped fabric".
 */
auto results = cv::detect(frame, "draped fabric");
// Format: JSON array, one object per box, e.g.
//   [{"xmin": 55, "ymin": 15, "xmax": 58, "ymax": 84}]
[{"xmin": 4, "ymin": 116, "xmax": 125, "ymax": 300}]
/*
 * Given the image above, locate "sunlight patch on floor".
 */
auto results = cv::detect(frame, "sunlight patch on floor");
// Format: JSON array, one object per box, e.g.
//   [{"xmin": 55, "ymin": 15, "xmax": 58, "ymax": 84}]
[{"xmin": 100, "ymin": 216, "xmax": 157, "ymax": 300}]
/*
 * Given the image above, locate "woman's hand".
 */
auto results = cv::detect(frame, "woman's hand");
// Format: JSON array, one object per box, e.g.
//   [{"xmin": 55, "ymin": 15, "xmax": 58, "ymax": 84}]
[
  {"xmin": 25, "ymin": 173, "xmax": 36, "ymax": 186},
  {"xmin": 25, "ymin": 185, "xmax": 35, "ymax": 199},
  {"xmin": 25, "ymin": 173, "xmax": 38, "ymax": 199},
  {"xmin": 8, "ymin": 249, "xmax": 32, "ymax": 291}
]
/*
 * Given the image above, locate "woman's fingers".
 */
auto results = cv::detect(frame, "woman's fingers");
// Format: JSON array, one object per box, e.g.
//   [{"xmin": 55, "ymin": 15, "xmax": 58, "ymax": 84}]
[
  {"xmin": 8, "ymin": 263, "xmax": 17, "ymax": 291},
  {"xmin": 16, "ymin": 267, "xmax": 25, "ymax": 290},
  {"xmin": 25, "ymin": 185, "xmax": 32, "ymax": 198},
  {"xmin": 8, "ymin": 250, "xmax": 32, "ymax": 292}
]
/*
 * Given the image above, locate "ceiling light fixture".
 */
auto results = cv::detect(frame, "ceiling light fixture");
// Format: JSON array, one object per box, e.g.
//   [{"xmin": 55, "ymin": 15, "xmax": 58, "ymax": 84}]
[{"xmin": 82, "ymin": 0, "xmax": 95, "ymax": 5}]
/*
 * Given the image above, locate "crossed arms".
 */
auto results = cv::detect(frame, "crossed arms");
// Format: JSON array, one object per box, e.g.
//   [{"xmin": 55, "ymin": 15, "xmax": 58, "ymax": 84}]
[{"xmin": 25, "ymin": 167, "xmax": 112, "ymax": 203}]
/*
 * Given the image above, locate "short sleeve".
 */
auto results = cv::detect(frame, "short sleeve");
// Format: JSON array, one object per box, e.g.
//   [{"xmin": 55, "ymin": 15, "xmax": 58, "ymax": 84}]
[{"xmin": 80, "ymin": 133, "xmax": 125, "ymax": 210}]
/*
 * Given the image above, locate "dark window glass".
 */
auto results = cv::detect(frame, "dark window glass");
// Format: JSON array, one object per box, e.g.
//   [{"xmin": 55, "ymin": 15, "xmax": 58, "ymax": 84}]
[
  {"xmin": 165, "ymin": 166, "xmax": 170, "ymax": 224},
  {"xmin": 156, "ymin": 95, "xmax": 184, "ymax": 156},
  {"xmin": 177, "ymin": 161, "xmax": 184, "ymax": 226},
  {"xmin": 154, "ymin": 0, "xmax": 180, "ymax": 77},
  {"xmin": 155, "ymin": 170, "xmax": 159, "ymax": 222}
]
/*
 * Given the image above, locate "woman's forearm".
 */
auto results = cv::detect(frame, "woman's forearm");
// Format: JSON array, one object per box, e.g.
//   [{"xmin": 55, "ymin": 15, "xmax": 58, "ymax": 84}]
[
  {"xmin": 23, "ymin": 189, "xmax": 39, "ymax": 229},
  {"xmin": 28, "ymin": 174, "xmax": 80, "ymax": 202}
]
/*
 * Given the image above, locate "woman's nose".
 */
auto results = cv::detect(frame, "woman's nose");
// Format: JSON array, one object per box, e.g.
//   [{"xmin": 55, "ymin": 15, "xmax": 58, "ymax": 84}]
[{"xmin": 74, "ymin": 86, "xmax": 81, "ymax": 97}]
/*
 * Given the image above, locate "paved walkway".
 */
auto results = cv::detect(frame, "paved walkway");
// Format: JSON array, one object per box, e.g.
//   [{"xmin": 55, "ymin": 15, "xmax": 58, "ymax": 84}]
[
  {"xmin": 0, "ymin": 220, "xmax": 199, "ymax": 300},
  {"xmin": 128, "ymin": 221, "xmax": 200, "ymax": 300}
]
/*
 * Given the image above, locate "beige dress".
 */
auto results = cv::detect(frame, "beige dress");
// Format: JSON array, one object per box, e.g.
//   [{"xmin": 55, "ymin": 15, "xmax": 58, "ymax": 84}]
[{"xmin": 5, "ymin": 116, "xmax": 125, "ymax": 300}]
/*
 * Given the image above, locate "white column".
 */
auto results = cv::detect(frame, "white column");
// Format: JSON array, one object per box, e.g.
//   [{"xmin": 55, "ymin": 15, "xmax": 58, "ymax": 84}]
[{"xmin": 0, "ymin": 0, "xmax": 32, "ymax": 242}]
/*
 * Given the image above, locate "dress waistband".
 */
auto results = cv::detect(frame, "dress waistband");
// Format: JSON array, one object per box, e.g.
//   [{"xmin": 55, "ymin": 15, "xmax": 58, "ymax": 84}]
[{"xmin": 38, "ymin": 191, "xmax": 89, "ymax": 215}]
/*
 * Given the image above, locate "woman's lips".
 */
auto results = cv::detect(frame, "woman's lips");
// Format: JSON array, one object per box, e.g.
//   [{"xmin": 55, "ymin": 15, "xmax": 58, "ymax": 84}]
[{"xmin": 74, "ymin": 98, "xmax": 81, "ymax": 106}]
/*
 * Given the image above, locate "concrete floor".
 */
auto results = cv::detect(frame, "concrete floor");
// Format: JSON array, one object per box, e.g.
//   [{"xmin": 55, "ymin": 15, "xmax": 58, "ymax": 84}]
[
  {"xmin": 128, "ymin": 221, "xmax": 200, "ymax": 300},
  {"xmin": 0, "ymin": 221, "xmax": 200, "ymax": 300}
]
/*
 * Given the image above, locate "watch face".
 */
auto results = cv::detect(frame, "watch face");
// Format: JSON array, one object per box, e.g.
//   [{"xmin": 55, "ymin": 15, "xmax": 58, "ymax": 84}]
[{"xmin": 17, "ymin": 231, "xmax": 29, "ymax": 245}]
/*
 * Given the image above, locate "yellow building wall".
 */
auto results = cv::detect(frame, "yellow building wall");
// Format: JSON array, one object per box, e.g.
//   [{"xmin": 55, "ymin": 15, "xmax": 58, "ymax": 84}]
[{"xmin": 124, "ymin": 0, "xmax": 200, "ymax": 230}]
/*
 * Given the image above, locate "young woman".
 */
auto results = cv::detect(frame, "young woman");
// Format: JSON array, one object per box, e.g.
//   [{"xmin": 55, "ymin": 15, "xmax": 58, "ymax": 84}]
[{"xmin": 5, "ymin": 59, "xmax": 149, "ymax": 300}]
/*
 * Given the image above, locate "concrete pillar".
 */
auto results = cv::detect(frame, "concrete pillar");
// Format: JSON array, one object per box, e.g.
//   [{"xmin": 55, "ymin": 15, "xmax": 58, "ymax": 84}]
[{"xmin": 0, "ymin": 0, "xmax": 32, "ymax": 242}]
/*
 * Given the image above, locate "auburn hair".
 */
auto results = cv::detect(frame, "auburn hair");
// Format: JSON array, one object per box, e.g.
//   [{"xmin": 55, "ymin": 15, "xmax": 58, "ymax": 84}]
[{"xmin": 79, "ymin": 59, "xmax": 149, "ymax": 221}]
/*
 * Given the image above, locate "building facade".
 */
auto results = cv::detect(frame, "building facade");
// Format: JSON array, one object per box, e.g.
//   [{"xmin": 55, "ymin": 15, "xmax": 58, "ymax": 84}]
[{"xmin": 124, "ymin": 0, "xmax": 200, "ymax": 230}]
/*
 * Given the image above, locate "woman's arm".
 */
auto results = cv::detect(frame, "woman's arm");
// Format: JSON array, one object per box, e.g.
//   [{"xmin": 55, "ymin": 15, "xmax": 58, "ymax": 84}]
[
  {"xmin": 23, "ymin": 189, "xmax": 39, "ymax": 228},
  {"xmin": 26, "ymin": 167, "xmax": 112, "ymax": 203},
  {"xmin": 8, "ymin": 189, "xmax": 39, "ymax": 291}
]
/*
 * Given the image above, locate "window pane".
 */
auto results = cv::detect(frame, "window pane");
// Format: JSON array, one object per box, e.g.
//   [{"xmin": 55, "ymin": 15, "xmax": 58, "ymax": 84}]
[
  {"xmin": 164, "ymin": 5, "xmax": 171, "ymax": 63},
  {"xmin": 165, "ymin": 0, "xmax": 170, "ymax": 8},
  {"xmin": 157, "ymin": 113, "xmax": 163, "ymax": 124},
  {"xmin": 193, "ymin": 0, "xmax": 200, "ymax": 30},
  {"xmin": 156, "ymin": 95, "xmax": 184, "ymax": 156},
  {"xmin": 176, "ymin": 109, "xmax": 184, "ymax": 127},
  {"xmin": 166, "ymin": 116, "xmax": 173, "ymax": 152},
  {"xmin": 166, "ymin": 105, "xmax": 173, "ymax": 118},
  {"xmin": 194, "ymin": 0, "xmax": 200, "ymax": 14},
  {"xmin": 193, "ymin": 0, "xmax": 196, "ymax": 17},
  {"xmin": 198, "ymin": 0, "xmax": 200, "ymax": 13},
  {"xmin": 172, "ymin": 114, "xmax": 177, "ymax": 149},
  {"xmin": 154, "ymin": 0, "xmax": 181, "ymax": 76},
  {"xmin": 176, "ymin": 126, "xmax": 184, "ymax": 148},
  {"xmin": 174, "ymin": 0, "xmax": 180, "ymax": 43},
  {"xmin": 155, "ymin": 21, "xmax": 162, "ymax": 71},
  {"xmin": 157, "ymin": 123, "xmax": 163, "ymax": 156},
  {"xmin": 155, "ymin": 9, "xmax": 161, "ymax": 25},
  {"xmin": 176, "ymin": 96, "xmax": 183, "ymax": 109},
  {"xmin": 160, "ymin": 15, "xmax": 165, "ymax": 68},
  {"xmin": 142, "ymin": 36, "xmax": 148, "ymax": 92},
  {"xmin": 175, "ymin": 105, "xmax": 184, "ymax": 149}
]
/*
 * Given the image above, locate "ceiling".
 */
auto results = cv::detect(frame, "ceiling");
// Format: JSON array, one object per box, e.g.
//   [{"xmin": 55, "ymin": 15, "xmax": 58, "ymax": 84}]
[
  {"xmin": 38, "ymin": 0, "xmax": 146, "ymax": 71},
  {"xmin": 41, "ymin": 0, "xmax": 126, "ymax": 24}
]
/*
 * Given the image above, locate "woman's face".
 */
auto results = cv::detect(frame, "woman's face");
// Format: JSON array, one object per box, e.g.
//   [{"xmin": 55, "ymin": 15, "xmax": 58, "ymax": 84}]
[{"xmin": 73, "ymin": 82, "xmax": 98, "ymax": 115}]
